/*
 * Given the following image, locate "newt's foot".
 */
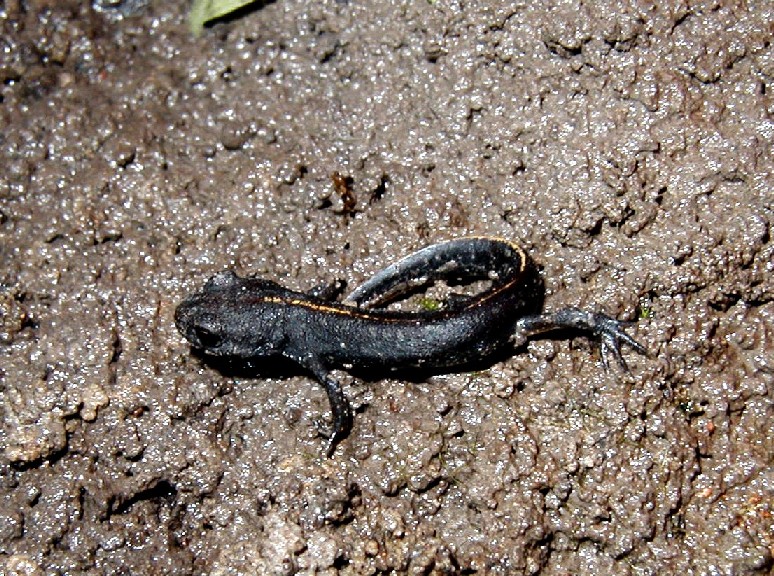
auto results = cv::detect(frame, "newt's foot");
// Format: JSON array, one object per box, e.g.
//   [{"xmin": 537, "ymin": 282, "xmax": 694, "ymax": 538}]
[
  {"xmin": 589, "ymin": 312, "xmax": 648, "ymax": 372},
  {"xmin": 314, "ymin": 411, "xmax": 352, "ymax": 458}
]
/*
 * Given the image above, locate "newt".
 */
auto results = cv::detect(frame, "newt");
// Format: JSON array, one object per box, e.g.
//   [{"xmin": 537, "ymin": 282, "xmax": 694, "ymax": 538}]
[{"xmin": 175, "ymin": 237, "xmax": 646, "ymax": 456}]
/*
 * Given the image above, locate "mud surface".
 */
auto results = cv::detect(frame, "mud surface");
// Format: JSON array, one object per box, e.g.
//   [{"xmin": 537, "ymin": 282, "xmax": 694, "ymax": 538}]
[{"xmin": 1, "ymin": 1, "xmax": 772, "ymax": 574}]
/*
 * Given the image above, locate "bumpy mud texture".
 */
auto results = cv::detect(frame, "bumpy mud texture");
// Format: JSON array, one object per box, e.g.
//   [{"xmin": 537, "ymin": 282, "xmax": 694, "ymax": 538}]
[{"xmin": 1, "ymin": 1, "xmax": 772, "ymax": 574}]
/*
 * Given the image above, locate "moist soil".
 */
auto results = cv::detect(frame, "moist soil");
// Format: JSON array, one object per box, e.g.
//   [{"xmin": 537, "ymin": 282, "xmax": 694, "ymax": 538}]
[{"xmin": 1, "ymin": 1, "xmax": 772, "ymax": 574}]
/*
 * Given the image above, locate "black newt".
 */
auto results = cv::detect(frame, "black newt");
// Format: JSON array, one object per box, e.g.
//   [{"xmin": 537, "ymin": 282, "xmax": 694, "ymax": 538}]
[{"xmin": 175, "ymin": 237, "xmax": 646, "ymax": 456}]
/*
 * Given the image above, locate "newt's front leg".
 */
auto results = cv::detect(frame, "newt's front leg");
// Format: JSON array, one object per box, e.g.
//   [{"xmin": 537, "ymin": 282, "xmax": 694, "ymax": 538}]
[{"xmin": 298, "ymin": 354, "xmax": 353, "ymax": 457}]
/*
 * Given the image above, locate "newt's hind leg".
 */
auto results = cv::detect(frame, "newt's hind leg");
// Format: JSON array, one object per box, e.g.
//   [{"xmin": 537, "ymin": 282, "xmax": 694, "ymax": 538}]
[{"xmin": 514, "ymin": 308, "xmax": 648, "ymax": 372}]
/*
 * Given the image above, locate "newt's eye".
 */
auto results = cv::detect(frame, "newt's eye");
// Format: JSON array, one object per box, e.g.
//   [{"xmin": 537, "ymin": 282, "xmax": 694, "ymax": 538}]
[{"xmin": 193, "ymin": 325, "xmax": 222, "ymax": 349}]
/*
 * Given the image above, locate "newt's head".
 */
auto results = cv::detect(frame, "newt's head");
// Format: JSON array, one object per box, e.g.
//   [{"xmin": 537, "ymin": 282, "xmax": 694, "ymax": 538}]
[{"xmin": 175, "ymin": 271, "xmax": 287, "ymax": 358}]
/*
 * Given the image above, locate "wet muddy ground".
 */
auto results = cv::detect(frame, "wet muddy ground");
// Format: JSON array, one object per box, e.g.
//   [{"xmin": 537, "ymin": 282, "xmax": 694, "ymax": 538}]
[{"xmin": 1, "ymin": 1, "xmax": 772, "ymax": 574}]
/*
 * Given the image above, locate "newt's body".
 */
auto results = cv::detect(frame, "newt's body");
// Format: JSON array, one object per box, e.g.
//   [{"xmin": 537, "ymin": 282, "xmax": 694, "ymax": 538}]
[{"xmin": 175, "ymin": 237, "xmax": 646, "ymax": 455}]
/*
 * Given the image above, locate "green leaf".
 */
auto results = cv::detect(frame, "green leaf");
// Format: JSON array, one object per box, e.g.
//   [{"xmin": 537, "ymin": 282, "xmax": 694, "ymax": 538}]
[{"xmin": 189, "ymin": 0, "xmax": 261, "ymax": 35}]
